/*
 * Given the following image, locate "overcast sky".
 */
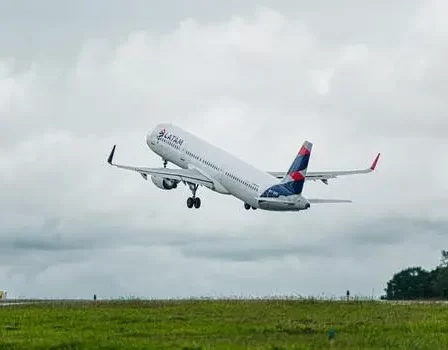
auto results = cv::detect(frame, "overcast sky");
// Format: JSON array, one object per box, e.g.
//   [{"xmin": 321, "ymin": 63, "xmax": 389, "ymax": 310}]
[{"xmin": 0, "ymin": 0, "xmax": 447, "ymax": 299}]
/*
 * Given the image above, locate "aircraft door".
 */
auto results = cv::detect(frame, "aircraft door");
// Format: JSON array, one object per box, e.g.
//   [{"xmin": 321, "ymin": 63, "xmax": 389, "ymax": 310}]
[
  {"xmin": 217, "ymin": 162, "xmax": 226, "ymax": 182},
  {"xmin": 180, "ymin": 145, "xmax": 186, "ymax": 163}
]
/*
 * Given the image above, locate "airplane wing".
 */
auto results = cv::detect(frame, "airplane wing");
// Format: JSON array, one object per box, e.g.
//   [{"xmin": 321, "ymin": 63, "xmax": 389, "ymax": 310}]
[
  {"xmin": 255, "ymin": 197, "xmax": 352, "ymax": 207},
  {"xmin": 267, "ymin": 153, "xmax": 380, "ymax": 184},
  {"xmin": 106, "ymin": 145, "xmax": 214, "ymax": 187}
]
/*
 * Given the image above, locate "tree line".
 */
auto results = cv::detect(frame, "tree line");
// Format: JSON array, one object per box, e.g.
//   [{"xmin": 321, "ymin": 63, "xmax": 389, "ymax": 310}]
[{"xmin": 383, "ymin": 250, "xmax": 448, "ymax": 300}]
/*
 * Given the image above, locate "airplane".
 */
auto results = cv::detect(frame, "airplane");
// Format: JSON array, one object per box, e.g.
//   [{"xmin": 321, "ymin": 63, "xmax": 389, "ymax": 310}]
[{"xmin": 107, "ymin": 123, "xmax": 380, "ymax": 212}]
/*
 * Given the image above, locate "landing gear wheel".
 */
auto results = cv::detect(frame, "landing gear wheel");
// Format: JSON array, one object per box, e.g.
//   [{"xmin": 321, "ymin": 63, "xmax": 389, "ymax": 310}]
[
  {"xmin": 244, "ymin": 203, "xmax": 251, "ymax": 210},
  {"xmin": 251, "ymin": 206, "xmax": 256, "ymax": 210},
  {"xmin": 186, "ymin": 183, "xmax": 201, "ymax": 209}
]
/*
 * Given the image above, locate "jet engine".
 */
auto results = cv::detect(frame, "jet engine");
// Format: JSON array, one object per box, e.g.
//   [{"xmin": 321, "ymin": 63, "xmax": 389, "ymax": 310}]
[
  {"xmin": 297, "ymin": 198, "xmax": 311, "ymax": 210},
  {"xmin": 151, "ymin": 176, "xmax": 178, "ymax": 190}
]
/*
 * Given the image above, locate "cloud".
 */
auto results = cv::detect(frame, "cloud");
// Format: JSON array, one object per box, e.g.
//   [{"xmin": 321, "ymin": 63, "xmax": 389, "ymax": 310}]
[
  {"xmin": 177, "ymin": 217, "xmax": 448, "ymax": 262},
  {"xmin": 0, "ymin": 2, "xmax": 447, "ymax": 298}
]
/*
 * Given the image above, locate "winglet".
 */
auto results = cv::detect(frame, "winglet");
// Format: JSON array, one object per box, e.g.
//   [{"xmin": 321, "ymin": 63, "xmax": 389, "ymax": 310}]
[
  {"xmin": 370, "ymin": 153, "xmax": 381, "ymax": 170},
  {"xmin": 107, "ymin": 145, "xmax": 116, "ymax": 165}
]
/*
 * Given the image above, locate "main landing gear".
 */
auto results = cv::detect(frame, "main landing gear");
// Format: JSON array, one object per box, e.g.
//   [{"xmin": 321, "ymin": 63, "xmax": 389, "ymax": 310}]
[
  {"xmin": 244, "ymin": 203, "xmax": 256, "ymax": 210},
  {"xmin": 187, "ymin": 183, "xmax": 201, "ymax": 209},
  {"xmin": 162, "ymin": 159, "xmax": 168, "ymax": 168}
]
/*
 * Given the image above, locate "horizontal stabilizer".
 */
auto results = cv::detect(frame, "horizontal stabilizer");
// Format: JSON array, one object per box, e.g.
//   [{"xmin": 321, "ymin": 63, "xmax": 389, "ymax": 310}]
[
  {"xmin": 255, "ymin": 197, "xmax": 296, "ymax": 206},
  {"xmin": 308, "ymin": 199, "xmax": 352, "ymax": 204}
]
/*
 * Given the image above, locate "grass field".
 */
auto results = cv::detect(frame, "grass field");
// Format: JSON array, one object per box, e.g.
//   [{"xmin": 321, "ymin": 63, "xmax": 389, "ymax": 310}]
[{"xmin": 1, "ymin": 299, "xmax": 448, "ymax": 349}]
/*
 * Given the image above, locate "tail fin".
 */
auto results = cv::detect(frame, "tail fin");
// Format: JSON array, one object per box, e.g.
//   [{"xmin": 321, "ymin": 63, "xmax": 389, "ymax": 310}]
[{"xmin": 280, "ymin": 140, "xmax": 313, "ymax": 194}]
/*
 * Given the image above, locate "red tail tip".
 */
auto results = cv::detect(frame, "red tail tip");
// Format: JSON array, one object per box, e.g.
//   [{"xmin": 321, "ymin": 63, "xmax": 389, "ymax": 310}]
[
  {"xmin": 370, "ymin": 153, "xmax": 381, "ymax": 170},
  {"xmin": 298, "ymin": 146, "xmax": 311, "ymax": 156}
]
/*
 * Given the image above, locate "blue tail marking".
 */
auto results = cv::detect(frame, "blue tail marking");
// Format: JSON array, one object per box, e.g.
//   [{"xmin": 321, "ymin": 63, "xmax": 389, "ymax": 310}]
[{"xmin": 261, "ymin": 140, "xmax": 313, "ymax": 197}]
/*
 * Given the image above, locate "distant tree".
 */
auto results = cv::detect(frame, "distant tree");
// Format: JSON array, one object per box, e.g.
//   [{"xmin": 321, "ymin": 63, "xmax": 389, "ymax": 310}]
[
  {"xmin": 384, "ymin": 267, "xmax": 434, "ymax": 300},
  {"xmin": 440, "ymin": 250, "xmax": 448, "ymax": 268},
  {"xmin": 384, "ymin": 250, "xmax": 448, "ymax": 300},
  {"xmin": 432, "ymin": 267, "xmax": 448, "ymax": 297},
  {"xmin": 429, "ymin": 266, "xmax": 442, "ymax": 296},
  {"xmin": 431, "ymin": 250, "xmax": 448, "ymax": 298}
]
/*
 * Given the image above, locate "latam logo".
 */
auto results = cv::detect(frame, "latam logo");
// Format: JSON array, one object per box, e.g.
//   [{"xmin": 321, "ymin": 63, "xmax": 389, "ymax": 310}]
[
  {"xmin": 157, "ymin": 128, "xmax": 184, "ymax": 146},
  {"xmin": 158, "ymin": 128, "xmax": 166, "ymax": 139}
]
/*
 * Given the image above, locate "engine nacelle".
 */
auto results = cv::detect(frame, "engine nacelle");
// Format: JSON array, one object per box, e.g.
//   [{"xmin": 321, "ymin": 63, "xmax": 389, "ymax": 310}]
[
  {"xmin": 151, "ymin": 176, "xmax": 178, "ymax": 190},
  {"xmin": 297, "ymin": 198, "xmax": 311, "ymax": 210}
]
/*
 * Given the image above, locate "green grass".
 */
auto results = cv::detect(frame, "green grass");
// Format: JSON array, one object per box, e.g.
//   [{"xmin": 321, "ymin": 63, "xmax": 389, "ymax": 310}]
[{"xmin": 0, "ymin": 299, "xmax": 447, "ymax": 349}]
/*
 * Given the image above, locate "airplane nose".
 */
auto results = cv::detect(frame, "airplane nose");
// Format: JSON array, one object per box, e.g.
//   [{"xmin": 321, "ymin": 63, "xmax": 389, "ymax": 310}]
[{"xmin": 146, "ymin": 129, "xmax": 153, "ymax": 146}]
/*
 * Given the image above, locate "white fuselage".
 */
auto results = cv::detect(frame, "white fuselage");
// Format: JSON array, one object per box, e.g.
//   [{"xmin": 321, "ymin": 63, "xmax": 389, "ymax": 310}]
[{"xmin": 146, "ymin": 123, "xmax": 296, "ymax": 210}]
